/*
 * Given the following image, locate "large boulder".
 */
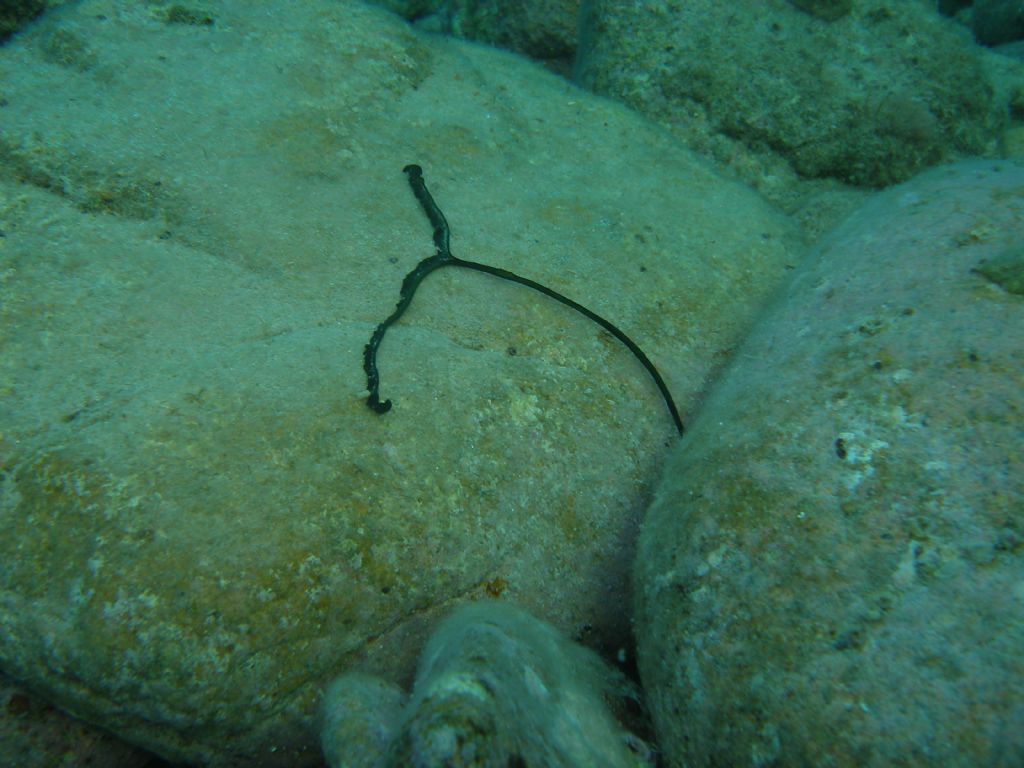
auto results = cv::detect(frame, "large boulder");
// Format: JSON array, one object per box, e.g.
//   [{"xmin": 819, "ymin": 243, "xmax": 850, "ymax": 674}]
[
  {"xmin": 575, "ymin": 0, "xmax": 1005, "ymax": 187},
  {"xmin": 636, "ymin": 159, "xmax": 1024, "ymax": 766},
  {"xmin": 0, "ymin": 1, "xmax": 799, "ymax": 764}
]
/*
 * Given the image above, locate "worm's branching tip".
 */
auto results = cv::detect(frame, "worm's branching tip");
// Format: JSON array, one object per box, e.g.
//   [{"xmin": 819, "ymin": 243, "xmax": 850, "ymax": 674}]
[{"xmin": 362, "ymin": 164, "xmax": 684, "ymax": 434}]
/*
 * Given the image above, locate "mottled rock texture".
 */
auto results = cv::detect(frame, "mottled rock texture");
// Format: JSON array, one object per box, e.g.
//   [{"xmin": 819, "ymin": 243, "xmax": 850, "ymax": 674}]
[
  {"xmin": 321, "ymin": 602, "xmax": 653, "ymax": 767},
  {"xmin": 371, "ymin": 0, "xmax": 579, "ymax": 72},
  {"xmin": 972, "ymin": 0, "xmax": 1024, "ymax": 46},
  {"xmin": 0, "ymin": 0, "xmax": 46, "ymax": 42},
  {"xmin": 576, "ymin": 0, "xmax": 1005, "ymax": 187},
  {"xmin": 636, "ymin": 159, "xmax": 1024, "ymax": 767},
  {"xmin": 320, "ymin": 673, "xmax": 405, "ymax": 768},
  {"xmin": 446, "ymin": 0, "xmax": 579, "ymax": 71},
  {"xmin": 0, "ymin": 1, "xmax": 799, "ymax": 765}
]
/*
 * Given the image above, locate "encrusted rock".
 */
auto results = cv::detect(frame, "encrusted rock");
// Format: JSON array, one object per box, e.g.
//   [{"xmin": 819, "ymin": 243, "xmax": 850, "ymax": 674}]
[
  {"xmin": 576, "ymin": 1, "xmax": 1004, "ymax": 187},
  {"xmin": 636, "ymin": 160, "xmax": 1024, "ymax": 766},
  {"xmin": 321, "ymin": 602, "xmax": 653, "ymax": 767},
  {"xmin": 320, "ymin": 674, "xmax": 405, "ymax": 768}
]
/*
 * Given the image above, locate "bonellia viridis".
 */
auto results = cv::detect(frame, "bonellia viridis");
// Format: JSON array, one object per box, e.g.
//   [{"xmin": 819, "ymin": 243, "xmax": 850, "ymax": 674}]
[{"xmin": 363, "ymin": 165, "xmax": 684, "ymax": 435}]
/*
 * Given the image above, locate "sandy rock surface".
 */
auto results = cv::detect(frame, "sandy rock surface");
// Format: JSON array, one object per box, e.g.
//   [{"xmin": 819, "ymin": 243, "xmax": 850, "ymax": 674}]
[{"xmin": 0, "ymin": 1, "xmax": 799, "ymax": 764}]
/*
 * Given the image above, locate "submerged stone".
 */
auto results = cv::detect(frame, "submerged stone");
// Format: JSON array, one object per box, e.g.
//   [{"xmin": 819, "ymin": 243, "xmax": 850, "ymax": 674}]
[
  {"xmin": 974, "ymin": 244, "xmax": 1024, "ymax": 294},
  {"xmin": 636, "ymin": 160, "xmax": 1024, "ymax": 766},
  {"xmin": 576, "ymin": 1, "xmax": 1004, "ymax": 187},
  {"xmin": 320, "ymin": 674, "xmax": 405, "ymax": 768},
  {"xmin": 320, "ymin": 602, "xmax": 653, "ymax": 768},
  {"xmin": 0, "ymin": 0, "xmax": 798, "ymax": 764}
]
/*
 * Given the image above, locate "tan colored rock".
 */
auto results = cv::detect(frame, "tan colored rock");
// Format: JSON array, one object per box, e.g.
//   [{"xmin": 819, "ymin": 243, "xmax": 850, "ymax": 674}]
[{"xmin": 0, "ymin": 1, "xmax": 798, "ymax": 764}]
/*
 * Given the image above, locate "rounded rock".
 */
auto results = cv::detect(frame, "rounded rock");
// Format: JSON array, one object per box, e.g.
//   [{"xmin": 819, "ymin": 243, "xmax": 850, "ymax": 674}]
[{"xmin": 636, "ymin": 160, "xmax": 1024, "ymax": 766}]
